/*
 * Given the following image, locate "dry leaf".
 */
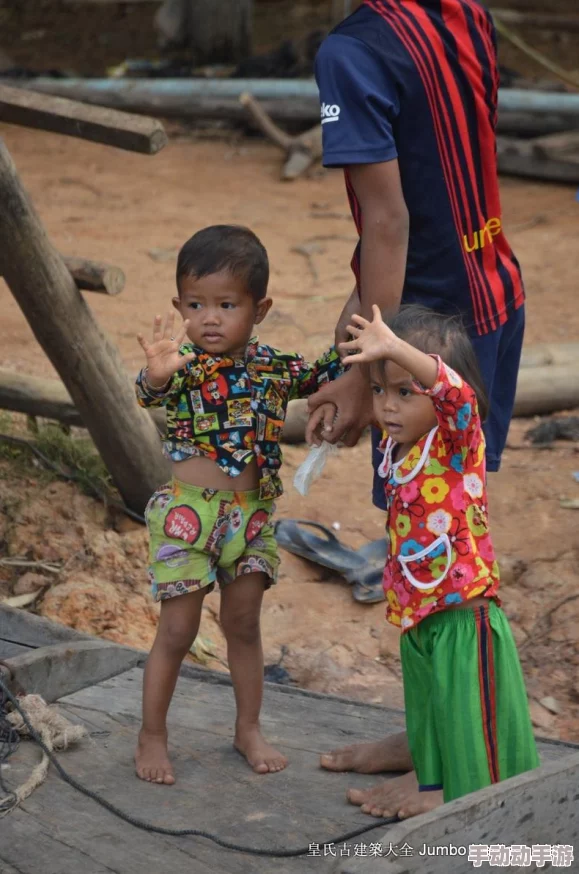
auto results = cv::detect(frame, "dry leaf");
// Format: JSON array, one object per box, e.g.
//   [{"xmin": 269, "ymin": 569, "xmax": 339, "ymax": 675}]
[{"xmin": 2, "ymin": 591, "xmax": 40, "ymax": 608}]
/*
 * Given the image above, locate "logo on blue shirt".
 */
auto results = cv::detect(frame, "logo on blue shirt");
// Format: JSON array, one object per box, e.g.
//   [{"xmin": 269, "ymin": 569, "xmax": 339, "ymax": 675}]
[{"xmin": 321, "ymin": 102, "xmax": 341, "ymax": 124}]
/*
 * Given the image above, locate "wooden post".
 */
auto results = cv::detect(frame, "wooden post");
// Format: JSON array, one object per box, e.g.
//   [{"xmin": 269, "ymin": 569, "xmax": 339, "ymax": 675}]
[
  {"xmin": 184, "ymin": 0, "xmax": 253, "ymax": 65},
  {"xmin": 0, "ymin": 138, "xmax": 169, "ymax": 513}
]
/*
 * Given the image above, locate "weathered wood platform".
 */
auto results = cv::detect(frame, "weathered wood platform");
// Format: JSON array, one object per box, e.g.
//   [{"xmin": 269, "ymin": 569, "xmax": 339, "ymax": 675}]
[{"xmin": 1, "ymin": 607, "xmax": 578, "ymax": 874}]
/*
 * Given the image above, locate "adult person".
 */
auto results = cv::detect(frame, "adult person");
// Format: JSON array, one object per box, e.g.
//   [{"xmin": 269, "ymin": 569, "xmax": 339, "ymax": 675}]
[{"xmin": 308, "ymin": 0, "xmax": 526, "ymax": 819}]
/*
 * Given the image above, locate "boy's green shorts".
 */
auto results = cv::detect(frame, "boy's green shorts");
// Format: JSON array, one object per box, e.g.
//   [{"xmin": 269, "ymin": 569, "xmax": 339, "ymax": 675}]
[
  {"xmin": 145, "ymin": 479, "xmax": 279, "ymax": 602},
  {"xmin": 401, "ymin": 600, "xmax": 539, "ymax": 803}
]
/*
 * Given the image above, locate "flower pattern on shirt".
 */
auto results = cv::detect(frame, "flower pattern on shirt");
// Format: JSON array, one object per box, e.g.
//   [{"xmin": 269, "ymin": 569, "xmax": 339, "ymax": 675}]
[
  {"xmin": 379, "ymin": 356, "xmax": 500, "ymax": 631},
  {"xmin": 136, "ymin": 339, "xmax": 342, "ymax": 500}
]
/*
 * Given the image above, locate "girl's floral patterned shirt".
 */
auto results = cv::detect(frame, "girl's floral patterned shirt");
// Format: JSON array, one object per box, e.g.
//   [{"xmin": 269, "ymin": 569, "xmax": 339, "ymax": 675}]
[
  {"xmin": 136, "ymin": 339, "xmax": 342, "ymax": 500},
  {"xmin": 378, "ymin": 355, "xmax": 500, "ymax": 631}
]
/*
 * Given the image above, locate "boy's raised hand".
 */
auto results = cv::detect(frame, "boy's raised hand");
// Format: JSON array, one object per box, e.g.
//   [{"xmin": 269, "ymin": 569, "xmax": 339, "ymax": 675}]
[
  {"xmin": 137, "ymin": 313, "xmax": 196, "ymax": 389},
  {"xmin": 338, "ymin": 305, "xmax": 396, "ymax": 364}
]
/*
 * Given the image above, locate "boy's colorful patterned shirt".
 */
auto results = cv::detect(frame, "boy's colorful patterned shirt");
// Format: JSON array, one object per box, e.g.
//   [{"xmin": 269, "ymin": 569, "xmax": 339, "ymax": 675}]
[
  {"xmin": 136, "ymin": 340, "xmax": 342, "ymax": 500},
  {"xmin": 379, "ymin": 356, "xmax": 500, "ymax": 631}
]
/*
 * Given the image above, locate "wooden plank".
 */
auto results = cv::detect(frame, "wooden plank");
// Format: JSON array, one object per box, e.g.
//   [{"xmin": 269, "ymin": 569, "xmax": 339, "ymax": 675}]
[
  {"xmin": 0, "ymin": 637, "xmax": 33, "ymax": 659},
  {"xmin": 0, "ymin": 140, "xmax": 170, "ymax": 513},
  {"xmin": 3, "ymin": 667, "xmax": 578, "ymax": 874},
  {"xmin": 0, "ymin": 604, "xmax": 90, "ymax": 648},
  {"xmin": 0, "ymin": 83, "xmax": 167, "ymax": 155}
]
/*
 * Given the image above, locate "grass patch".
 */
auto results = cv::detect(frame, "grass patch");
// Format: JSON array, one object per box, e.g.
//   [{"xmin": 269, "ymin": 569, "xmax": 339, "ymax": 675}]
[{"xmin": 0, "ymin": 413, "xmax": 113, "ymax": 499}]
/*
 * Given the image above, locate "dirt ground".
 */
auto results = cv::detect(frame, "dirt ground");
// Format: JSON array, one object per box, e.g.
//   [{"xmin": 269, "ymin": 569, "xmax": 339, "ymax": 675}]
[{"xmin": 1, "ymin": 121, "xmax": 578, "ymax": 744}]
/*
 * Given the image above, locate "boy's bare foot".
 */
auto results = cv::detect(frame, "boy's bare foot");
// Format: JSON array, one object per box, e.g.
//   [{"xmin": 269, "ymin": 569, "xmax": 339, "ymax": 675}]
[
  {"xmin": 234, "ymin": 725, "xmax": 288, "ymax": 774},
  {"xmin": 347, "ymin": 771, "xmax": 443, "ymax": 819},
  {"xmin": 135, "ymin": 728, "xmax": 175, "ymax": 785},
  {"xmin": 320, "ymin": 733, "xmax": 413, "ymax": 774}
]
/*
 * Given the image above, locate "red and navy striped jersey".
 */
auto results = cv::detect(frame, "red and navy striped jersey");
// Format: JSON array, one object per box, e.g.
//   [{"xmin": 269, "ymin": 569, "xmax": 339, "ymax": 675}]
[{"xmin": 315, "ymin": 0, "xmax": 525, "ymax": 336}]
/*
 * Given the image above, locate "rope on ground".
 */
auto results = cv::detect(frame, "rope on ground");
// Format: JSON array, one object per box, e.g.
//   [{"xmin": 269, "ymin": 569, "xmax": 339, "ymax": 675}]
[
  {"xmin": 494, "ymin": 16, "xmax": 579, "ymax": 91},
  {"xmin": 0, "ymin": 692, "xmax": 86, "ymax": 815},
  {"xmin": 0, "ymin": 676, "xmax": 398, "ymax": 857}
]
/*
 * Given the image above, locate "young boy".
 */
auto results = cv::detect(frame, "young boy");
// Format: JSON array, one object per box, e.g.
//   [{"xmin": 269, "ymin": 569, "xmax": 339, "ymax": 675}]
[{"xmin": 134, "ymin": 225, "xmax": 341, "ymax": 784}]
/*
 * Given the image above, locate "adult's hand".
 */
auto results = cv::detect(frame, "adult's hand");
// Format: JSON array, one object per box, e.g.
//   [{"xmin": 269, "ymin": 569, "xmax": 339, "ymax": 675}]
[{"xmin": 307, "ymin": 366, "xmax": 374, "ymax": 448}]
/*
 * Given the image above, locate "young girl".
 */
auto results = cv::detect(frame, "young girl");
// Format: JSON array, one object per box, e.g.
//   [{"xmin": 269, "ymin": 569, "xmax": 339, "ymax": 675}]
[{"xmin": 339, "ymin": 303, "xmax": 539, "ymax": 807}]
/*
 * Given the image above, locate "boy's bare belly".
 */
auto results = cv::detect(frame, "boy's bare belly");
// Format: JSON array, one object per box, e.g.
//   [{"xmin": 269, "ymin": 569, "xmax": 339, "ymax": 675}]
[{"xmin": 172, "ymin": 455, "xmax": 260, "ymax": 492}]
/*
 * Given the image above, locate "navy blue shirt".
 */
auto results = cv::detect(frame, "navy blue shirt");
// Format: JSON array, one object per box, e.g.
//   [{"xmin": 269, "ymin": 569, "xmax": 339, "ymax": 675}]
[{"xmin": 315, "ymin": 0, "xmax": 524, "ymax": 336}]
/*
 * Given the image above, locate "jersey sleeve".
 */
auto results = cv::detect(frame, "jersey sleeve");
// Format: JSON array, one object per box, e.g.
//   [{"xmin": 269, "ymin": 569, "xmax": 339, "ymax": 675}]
[
  {"xmin": 288, "ymin": 347, "xmax": 344, "ymax": 401},
  {"xmin": 314, "ymin": 34, "xmax": 399, "ymax": 168},
  {"xmin": 412, "ymin": 355, "xmax": 481, "ymax": 448}
]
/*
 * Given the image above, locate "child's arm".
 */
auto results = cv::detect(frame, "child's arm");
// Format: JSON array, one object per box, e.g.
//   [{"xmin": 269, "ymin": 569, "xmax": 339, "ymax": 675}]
[
  {"xmin": 135, "ymin": 312, "xmax": 198, "ymax": 407},
  {"xmin": 339, "ymin": 305, "xmax": 438, "ymax": 387},
  {"xmin": 341, "ymin": 306, "xmax": 480, "ymax": 444},
  {"xmin": 289, "ymin": 347, "xmax": 344, "ymax": 401}
]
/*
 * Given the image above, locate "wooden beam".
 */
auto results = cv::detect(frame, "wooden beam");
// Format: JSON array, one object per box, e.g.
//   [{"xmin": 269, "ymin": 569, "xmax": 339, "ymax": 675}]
[
  {"xmin": 0, "ymin": 84, "xmax": 167, "ymax": 155},
  {"xmin": 0, "ymin": 138, "xmax": 170, "ymax": 513}
]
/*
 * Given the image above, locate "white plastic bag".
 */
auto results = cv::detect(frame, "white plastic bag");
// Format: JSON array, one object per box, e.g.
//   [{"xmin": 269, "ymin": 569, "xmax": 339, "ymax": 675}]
[{"xmin": 293, "ymin": 441, "xmax": 338, "ymax": 496}]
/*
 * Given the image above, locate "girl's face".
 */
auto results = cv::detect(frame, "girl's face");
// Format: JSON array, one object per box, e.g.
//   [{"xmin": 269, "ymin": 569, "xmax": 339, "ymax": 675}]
[{"xmin": 370, "ymin": 360, "xmax": 437, "ymax": 451}]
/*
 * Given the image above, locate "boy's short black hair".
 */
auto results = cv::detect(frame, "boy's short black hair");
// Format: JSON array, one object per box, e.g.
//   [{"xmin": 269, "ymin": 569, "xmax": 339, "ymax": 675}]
[
  {"xmin": 372, "ymin": 304, "xmax": 490, "ymax": 421},
  {"xmin": 176, "ymin": 225, "xmax": 269, "ymax": 301}
]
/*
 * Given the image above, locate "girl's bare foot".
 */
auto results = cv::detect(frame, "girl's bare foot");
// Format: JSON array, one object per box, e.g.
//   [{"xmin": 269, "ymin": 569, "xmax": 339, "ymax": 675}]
[
  {"xmin": 234, "ymin": 725, "xmax": 288, "ymax": 774},
  {"xmin": 135, "ymin": 728, "xmax": 175, "ymax": 785},
  {"xmin": 347, "ymin": 771, "xmax": 443, "ymax": 819}
]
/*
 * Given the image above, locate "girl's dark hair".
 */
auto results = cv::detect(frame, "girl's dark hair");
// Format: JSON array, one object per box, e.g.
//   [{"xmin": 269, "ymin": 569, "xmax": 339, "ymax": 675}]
[
  {"xmin": 373, "ymin": 304, "xmax": 490, "ymax": 421},
  {"xmin": 176, "ymin": 225, "xmax": 269, "ymax": 301}
]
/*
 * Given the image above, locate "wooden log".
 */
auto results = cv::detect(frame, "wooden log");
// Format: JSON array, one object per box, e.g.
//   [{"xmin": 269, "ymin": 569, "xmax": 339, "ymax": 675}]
[
  {"xmin": 520, "ymin": 342, "xmax": 579, "ymax": 369},
  {"xmin": 514, "ymin": 365, "xmax": 579, "ymax": 417},
  {"xmin": 497, "ymin": 136, "xmax": 579, "ymax": 183},
  {"xmin": 0, "ymin": 138, "xmax": 169, "ymax": 513},
  {"xmin": 2, "ymin": 257, "xmax": 126, "ymax": 296},
  {"xmin": 0, "ymin": 83, "xmax": 167, "ymax": 155},
  {"xmin": 61, "ymin": 257, "xmax": 125, "ymax": 295},
  {"xmin": 0, "ymin": 368, "xmax": 83, "ymax": 426},
  {"xmin": 0, "ymin": 368, "xmax": 306, "ymax": 442}
]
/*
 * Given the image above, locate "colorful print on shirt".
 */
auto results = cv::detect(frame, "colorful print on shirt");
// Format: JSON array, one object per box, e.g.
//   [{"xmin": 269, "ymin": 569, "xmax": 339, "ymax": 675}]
[
  {"xmin": 378, "ymin": 356, "xmax": 500, "ymax": 631},
  {"xmin": 136, "ymin": 339, "xmax": 342, "ymax": 500}
]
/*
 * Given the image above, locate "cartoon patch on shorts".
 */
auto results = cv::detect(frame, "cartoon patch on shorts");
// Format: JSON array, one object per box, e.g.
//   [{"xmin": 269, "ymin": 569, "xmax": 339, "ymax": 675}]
[
  {"xmin": 155, "ymin": 544, "xmax": 190, "ymax": 568},
  {"xmin": 246, "ymin": 509, "xmax": 269, "ymax": 543},
  {"xmin": 164, "ymin": 505, "xmax": 201, "ymax": 544}
]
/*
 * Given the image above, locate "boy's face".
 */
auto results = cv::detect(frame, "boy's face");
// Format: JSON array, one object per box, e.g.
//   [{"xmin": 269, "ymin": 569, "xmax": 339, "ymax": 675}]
[
  {"xmin": 173, "ymin": 269, "xmax": 271, "ymax": 356},
  {"xmin": 370, "ymin": 360, "xmax": 437, "ymax": 450}
]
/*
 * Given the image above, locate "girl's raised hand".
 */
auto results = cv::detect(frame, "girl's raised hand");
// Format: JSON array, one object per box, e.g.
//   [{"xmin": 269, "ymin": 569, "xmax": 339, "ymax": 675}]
[
  {"xmin": 338, "ymin": 305, "xmax": 397, "ymax": 364},
  {"xmin": 137, "ymin": 312, "xmax": 197, "ymax": 389}
]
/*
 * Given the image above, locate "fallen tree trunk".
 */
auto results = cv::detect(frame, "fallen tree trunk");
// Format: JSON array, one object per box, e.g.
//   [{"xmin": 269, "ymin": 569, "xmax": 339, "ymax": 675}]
[
  {"xmin": 0, "ymin": 369, "xmax": 307, "ymax": 443},
  {"xmin": 0, "ymin": 138, "xmax": 170, "ymax": 513},
  {"xmin": 514, "ymin": 365, "xmax": 579, "ymax": 417},
  {"xmin": 0, "ymin": 83, "xmax": 167, "ymax": 155}
]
